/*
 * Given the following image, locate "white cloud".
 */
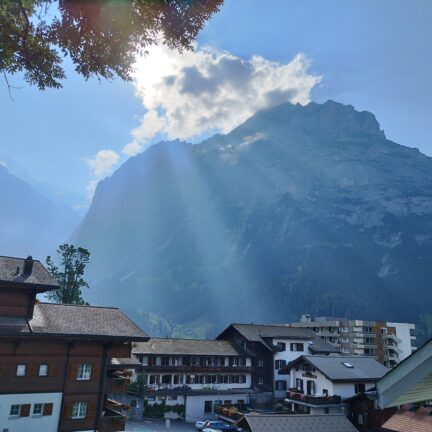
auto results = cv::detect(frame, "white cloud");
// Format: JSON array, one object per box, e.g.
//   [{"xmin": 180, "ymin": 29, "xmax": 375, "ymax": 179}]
[
  {"xmin": 124, "ymin": 45, "xmax": 321, "ymax": 155},
  {"xmin": 86, "ymin": 150, "xmax": 120, "ymax": 178}
]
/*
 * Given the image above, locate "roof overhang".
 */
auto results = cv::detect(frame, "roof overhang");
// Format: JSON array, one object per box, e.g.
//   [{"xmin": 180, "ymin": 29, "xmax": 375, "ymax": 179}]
[{"xmin": 377, "ymin": 338, "xmax": 432, "ymax": 408}]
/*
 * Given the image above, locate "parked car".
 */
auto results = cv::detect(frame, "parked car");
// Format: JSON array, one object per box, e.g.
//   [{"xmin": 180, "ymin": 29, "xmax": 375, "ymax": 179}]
[
  {"xmin": 203, "ymin": 421, "xmax": 238, "ymax": 432},
  {"xmin": 195, "ymin": 420, "xmax": 212, "ymax": 430}
]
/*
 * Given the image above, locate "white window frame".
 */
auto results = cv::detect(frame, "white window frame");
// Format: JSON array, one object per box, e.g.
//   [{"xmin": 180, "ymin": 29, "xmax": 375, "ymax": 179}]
[
  {"xmin": 258, "ymin": 377, "xmax": 263, "ymax": 385},
  {"xmin": 71, "ymin": 401, "xmax": 88, "ymax": 419},
  {"xmin": 77, "ymin": 364, "xmax": 92, "ymax": 381},
  {"xmin": 142, "ymin": 356, "xmax": 149, "ymax": 366},
  {"xmin": 39, "ymin": 364, "xmax": 49, "ymax": 376},
  {"xmin": 33, "ymin": 403, "xmax": 44, "ymax": 416},
  {"xmin": 10, "ymin": 404, "xmax": 21, "ymax": 416},
  {"xmin": 258, "ymin": 360, "xmax": 264, "ymax": 367},
  {"xmin": 16, "ymin": 364, "xmax": 27, "ymax": 376}
]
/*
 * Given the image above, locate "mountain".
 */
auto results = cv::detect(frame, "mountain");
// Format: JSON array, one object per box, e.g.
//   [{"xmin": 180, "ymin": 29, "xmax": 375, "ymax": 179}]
[
  {"xmin": 0, "ymin": 165, "xmax": 80, "ymax": 260},
  {"xmin": 0, "ymin": 153, "xmax": 86, "ymax": 214},
  {"xmin": 72, "ymin": 101, "xmax": 432, "ymax": 338}
]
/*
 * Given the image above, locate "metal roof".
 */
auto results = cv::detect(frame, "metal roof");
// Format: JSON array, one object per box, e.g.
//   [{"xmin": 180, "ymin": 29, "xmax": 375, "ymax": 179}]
[{"xmin": 288, "ymin": 355, "xmax": 389, "ymax": 382}]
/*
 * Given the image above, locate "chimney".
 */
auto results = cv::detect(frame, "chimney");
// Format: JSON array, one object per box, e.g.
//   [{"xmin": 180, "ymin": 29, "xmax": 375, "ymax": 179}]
[{"xmin": 23, "ymin": 256, "xmax": 34, "ymax": 276}]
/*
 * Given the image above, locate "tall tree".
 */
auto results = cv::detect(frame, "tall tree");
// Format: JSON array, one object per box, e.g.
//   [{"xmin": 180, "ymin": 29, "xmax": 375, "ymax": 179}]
[
  {"xmin": 0, "ymin": 0, "xmax": 223, "ymax": 90},
  {"xmin": 46, "ymin": 243, "xmax": 90, "ymax": 304}
]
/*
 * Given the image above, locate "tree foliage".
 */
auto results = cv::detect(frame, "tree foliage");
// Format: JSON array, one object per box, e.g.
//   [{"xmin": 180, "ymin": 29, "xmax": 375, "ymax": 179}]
[
  {"xmin": 46, "ymin": 243, "xmax": 91, "ymax": 304},
  {"xmin": 0, "ymin": 0, "xmax": 223, "ymax": 90}
]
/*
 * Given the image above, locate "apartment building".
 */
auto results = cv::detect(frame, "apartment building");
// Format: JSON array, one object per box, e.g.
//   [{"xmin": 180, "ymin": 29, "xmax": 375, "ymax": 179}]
[
  {"xmin": 0, "ymin": 255, "xmax": 149, "ymax": 432},
  {"xmin": 132, "ymin": 338, "xmax": 254, "ymax": 422},
  {"xmin": 279, "ymin": 355, "xmax": 389, "ymax": 415},
  {"xmin": 290, "ymin": 315, "xmax": 416, "ymax": 367},
  {"xmin": 216, "ymin": 323, "xmax": 338, "ymax": 399}
]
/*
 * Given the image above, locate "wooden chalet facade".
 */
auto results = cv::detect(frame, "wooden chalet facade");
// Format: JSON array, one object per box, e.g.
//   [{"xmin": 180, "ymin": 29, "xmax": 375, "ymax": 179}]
[{"xmin": 0, "ymin": 255, "xmax": 149, "ymax": 432}]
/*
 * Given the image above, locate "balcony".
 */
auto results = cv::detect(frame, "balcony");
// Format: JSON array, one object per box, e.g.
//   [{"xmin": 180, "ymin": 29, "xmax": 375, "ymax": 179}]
[
  {"xmin": 144, "ymin": 365, "xmax": 252, "ymax": 373},
  {"xmin": 286, "ymin": 389, "xmax": 341, "ymax": 406},
  {"xmin": 100, "ymin": 407, "xmax": 127, "ymax": 432}
]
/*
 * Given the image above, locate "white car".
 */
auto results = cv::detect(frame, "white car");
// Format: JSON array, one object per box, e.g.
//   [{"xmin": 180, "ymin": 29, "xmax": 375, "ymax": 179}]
[{"xmin": 195, "ymin": 420, "xmax": 212, "ymax": 430}]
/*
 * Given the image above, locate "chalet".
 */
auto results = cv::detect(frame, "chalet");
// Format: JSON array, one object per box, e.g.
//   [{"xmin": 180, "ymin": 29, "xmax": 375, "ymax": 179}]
[
  {"xmin": 0, "ymin": 255, "xmax": 149, "ymax": 432},
  {"xmin": 132, "ymin": 338, "xmax": 254, "ymax": 422},
  {"xmin": 216, "ymin": 323, "xmax": 338, "ymax": 399},
  {"xmin": 279, "ymin": 355, "xmax": 389, "ymax": 415}
]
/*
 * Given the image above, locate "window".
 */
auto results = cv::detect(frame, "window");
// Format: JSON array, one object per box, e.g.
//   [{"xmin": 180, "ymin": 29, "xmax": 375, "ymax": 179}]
[
  {"xmin": 142, "ymin": 356, "xmax": 149, "ymax": 366},
  {"xmin": 258, "ymin": 377, "xmax": 263, "ymax": 385},
  {"xmin": 295, "ymin": 378, "xmax": 303, "ymax": 391},
  {"xmin": 258, "ymin": 359, "xmax": 264, "ymax": 367},
  {"xmin": 355, "ymin": 383, "xmax": 366, "ymax": 394},
  {"xmin": 33, "ymin": 403, "xmax": 43, "ymax": 415},
  {"xmin": 341, "ymin": 337, "xmax": 349, "ymax": 343},
  {"xmin": 323, "ymin": 389, "xmax": 329, "ymax": 396},
  {"xmin": 71, "ymin": 401, "xmax": 88, "ymax": 419},
  {"xmin": 16, "ymin": 364, "xmax": 26, "ymax": 376},
  {"xmin": 275, "ymin": 380, "xmax": 287, "ymax": 391},
  {"xmin": 39, "ymin": 364, "xmax": 49, "ymax": 376},
  {"xmin": 324, "ymin": 408, "xmax": 329, "ymax": 414},
  {"xmin": 77, "ymin": 364, "xmax": 92, "ymax": 380},
  {"xmin": 357, "ymin": 414, "xmax": 364, "ymax": 425},
  {"xmin": 381, "ymin": 328, "xmax": 388, "ymax": 335},
  {"xmin": 275, "ymin": 360, "xmax": 286, "ymax": 370},
  {"xmin": 10, "ymin": 404, "xmax": 21, "ymax": 416},
  {"xmin": 290, "ymin": 343, "xmax": 304, "ymax": 352},
  {"xmin": 342, "ymin": 362, "xmax": 354, "ymax": 368},
  {"xmin": 276, "ymin": 342, "xmax": 286, "ymax": 351},
  {"xmin": 204, "ymin": 401, "xmax": 212, "ymax": 414},
  {"xmin": 156, "ymin": 356, "xmax": 162, "ymax": 366}
]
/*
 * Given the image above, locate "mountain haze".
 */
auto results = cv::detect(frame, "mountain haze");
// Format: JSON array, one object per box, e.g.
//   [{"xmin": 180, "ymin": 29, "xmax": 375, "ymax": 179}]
[
  {"xmin": 73, "ymin": 101, "xmax": 432, "ymax": 337},
  {"xmin": 0, "ymin": 165, "xmax": 79, "ymax": 260}
]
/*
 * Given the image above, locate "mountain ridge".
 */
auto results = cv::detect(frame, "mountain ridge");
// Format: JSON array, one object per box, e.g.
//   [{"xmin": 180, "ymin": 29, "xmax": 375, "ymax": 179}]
[{"xmin": 72, "ymin": 100, "xmax": 432, "ymax": 338}]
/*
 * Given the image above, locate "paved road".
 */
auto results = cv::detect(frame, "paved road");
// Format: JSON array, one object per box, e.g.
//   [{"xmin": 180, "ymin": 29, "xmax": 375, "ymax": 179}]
[{"xmin": 126, "ymin": 419, "xmax": 197, "ymax": 431}]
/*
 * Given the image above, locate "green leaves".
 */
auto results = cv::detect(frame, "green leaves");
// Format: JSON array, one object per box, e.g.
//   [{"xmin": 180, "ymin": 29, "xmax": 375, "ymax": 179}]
[
  {"xmin": 46, "ymin": 243, "xmax": 91, "ymax": 305},
  {"xmin": 0, "ymin": 0, "xmax": 223, "ymax": 89}
]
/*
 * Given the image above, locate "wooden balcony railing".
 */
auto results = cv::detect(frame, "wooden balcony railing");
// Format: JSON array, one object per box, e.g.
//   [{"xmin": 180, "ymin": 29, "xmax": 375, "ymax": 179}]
[
  {"xmin": 100, "ymin": 407, "xmax": 127, "ymax": 432},
  {"xmin": 143, "ymin": 365, "xmax": 252, "ymax": 372},
  {"xmin": 286, "ymin": 389, "xmax": 341, "ymax": 406}
]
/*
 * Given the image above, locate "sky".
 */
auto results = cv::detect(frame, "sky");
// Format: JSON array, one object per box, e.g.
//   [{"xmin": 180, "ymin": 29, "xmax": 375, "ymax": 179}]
[{"xmin": 0, "ymin": 0, "xmax": 431, "ymax": 210}]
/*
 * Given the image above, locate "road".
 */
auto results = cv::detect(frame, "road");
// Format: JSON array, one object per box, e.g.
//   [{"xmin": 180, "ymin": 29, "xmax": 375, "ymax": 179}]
[{"xmin": 126, "ymin": 419, "xmax": 197, "ymax": 431}]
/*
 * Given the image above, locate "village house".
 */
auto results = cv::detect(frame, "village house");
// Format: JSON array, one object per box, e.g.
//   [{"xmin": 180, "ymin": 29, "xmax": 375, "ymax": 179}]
[
  {"xmin": 132, "ymin": 338, "xmax": 255, "ymax": 422},
  {"xmin": 0, "ymin": 255, "xmax": 149, "ymax": 432},
  {"xmin": 216, "ymin": 323, "xmax": 338, "ymax": 399},
  {"xmin": 279, "ymin": 355, "xmax": 389, "ymax": 416}
]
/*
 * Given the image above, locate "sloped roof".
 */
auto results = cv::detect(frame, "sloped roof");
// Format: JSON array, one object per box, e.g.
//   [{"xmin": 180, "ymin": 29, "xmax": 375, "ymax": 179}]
[
  {"xmin": 0, "ymin": 255, "xmax": 59, "ymax": 289},
  {"xmin": 381, "ymin": 406, "xmax": 432, "ymax": 432},
  {"xmin": 377, "ymin": 338, "xmax": 432, "ymax": 408},
  {"xmin": 230, "ymin": 323, "xmax": 314, "ymax": 341},
  {"xmin": 237, "ymin": 414, "xmax": 358, "ymax": 432},
  {"xmin": 289, "ymin": 355, "xmax": 389, "ymax": 382},
  {"xmin": 110, "ymin": 355, "xmax": 141, "ymax": 368},
  {"xmin": 25, "ymin": 303, "xmax": 149, "ymax": 341},
  {"xmin": 133, "ymin": 338, "xmax": 241, "ymax": 356},
  {"xmin": 308, "ymin": 337, "xmax": 340, "ymax": 354}
]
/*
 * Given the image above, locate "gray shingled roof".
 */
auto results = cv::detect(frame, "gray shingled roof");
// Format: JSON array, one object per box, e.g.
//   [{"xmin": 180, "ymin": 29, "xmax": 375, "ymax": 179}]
[
  {"xmin": 298, "ymin": 355, "xmax": 389, "ymax": 382},
  {"xmin": 27, "ymin": 303, "xmax": 149, "ymax": 341},
  {"xmin": 133, "ymin": 338, "xmax": 241, "ymax": 356},
  {"xmin": 0, "ymin": 256, "xmax": 59, "ymax": 289},
  {"xmin": 308, "ymin": 337, "xmax": 340, "ymax": 354},
  {"xmin": 231, "ymin": 323, "xmax": 316, "ymax": 341},
  {"xmin": 238, "ymin": 414, "xmax": 358, "ymax": 432}
]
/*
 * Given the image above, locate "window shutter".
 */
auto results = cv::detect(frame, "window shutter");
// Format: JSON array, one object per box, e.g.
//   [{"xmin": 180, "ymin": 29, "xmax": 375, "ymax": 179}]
[
  {"xmin": 69, "ymin": 363, "xmax": 78, "ymax": 380},
  {"xmin": 28, "ymin": 364, "xmax": 37, "ymax": 377},
  {"xmin": 63, "ymin": 401, "xmax": 73, "ymax": 419},
  {"xmin": 91, "ymin": 363, "xmax": 100, "ymax": 381},
  {"xmin": 20, "ymin": 404, "xmax": 31, "ymax": 417},
  {"xmin": 87, "ymin": 400, "xmax": 97, "ymax": 419},
  {"xmin": 49, "ymin": 363, "xmax": 57, "ymax": 377},
  {"xmin": 43, "ymin": 403, "xmax": 53, "ymax": 416}
]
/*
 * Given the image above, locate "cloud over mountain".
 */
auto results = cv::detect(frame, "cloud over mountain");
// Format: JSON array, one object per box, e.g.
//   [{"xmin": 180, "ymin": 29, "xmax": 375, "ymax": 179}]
[{"xmin": 123, "ymin": 46, "xmax": 321, "ymax": 155}]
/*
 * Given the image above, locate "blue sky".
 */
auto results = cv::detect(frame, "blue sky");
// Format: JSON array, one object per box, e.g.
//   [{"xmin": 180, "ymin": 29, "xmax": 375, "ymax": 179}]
[{"xmin": 0, "ymin": 0, "xmax": 431, "ymax": 208}]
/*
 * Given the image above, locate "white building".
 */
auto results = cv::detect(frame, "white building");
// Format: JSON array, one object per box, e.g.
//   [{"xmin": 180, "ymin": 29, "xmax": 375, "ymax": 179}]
[
  {"xmin": 280, "ymin": 355, "xmax": 389, "ymax": 415},
  {"xmin": 132, "ymin": 338, "xmax": 255, "ymax": 423}
]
